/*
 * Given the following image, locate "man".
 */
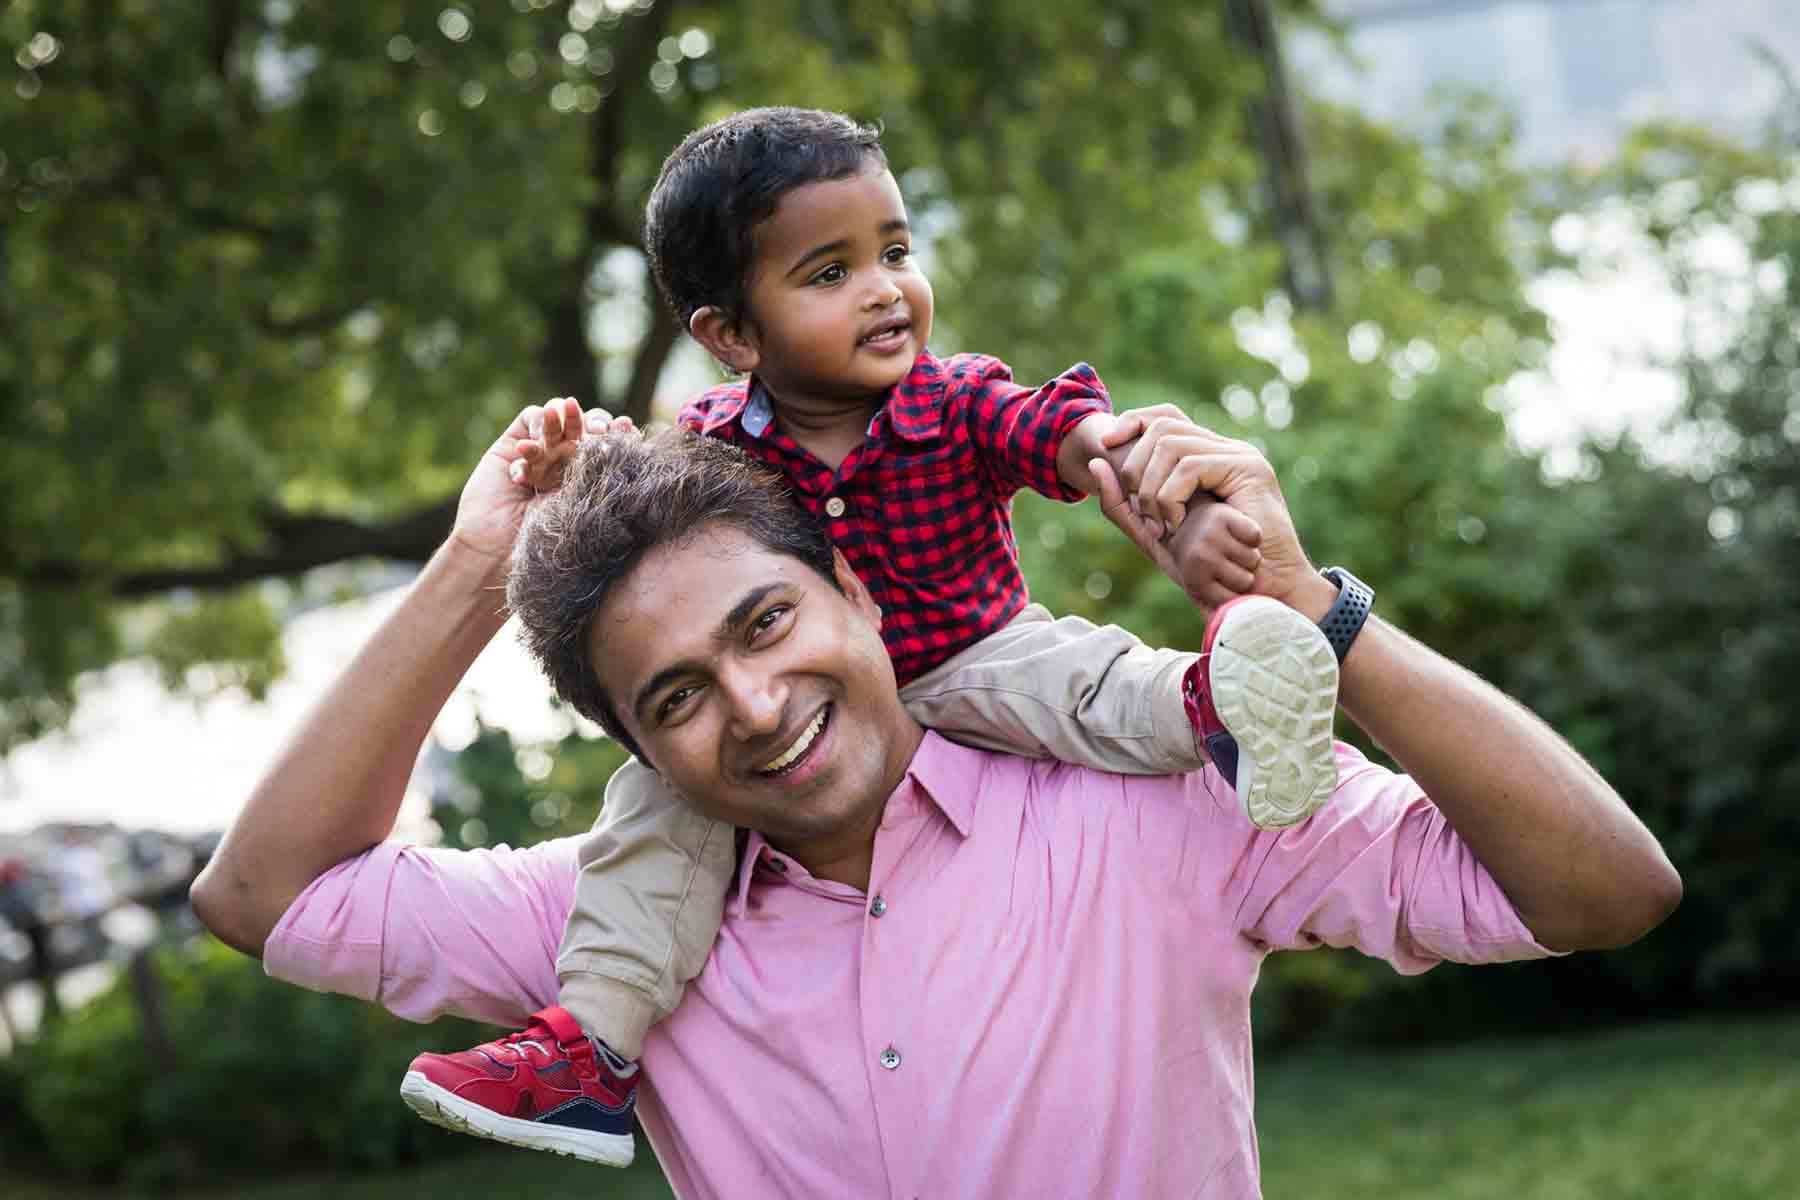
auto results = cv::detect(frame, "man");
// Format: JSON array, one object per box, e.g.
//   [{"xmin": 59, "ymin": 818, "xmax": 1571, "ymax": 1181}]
[{"xmin": 191, "ymin": 402, "xmax": 1679, "ymax": 1198}]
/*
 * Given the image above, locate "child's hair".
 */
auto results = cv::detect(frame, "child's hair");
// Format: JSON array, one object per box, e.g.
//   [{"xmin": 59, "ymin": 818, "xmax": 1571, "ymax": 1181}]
[{"xmin": 645, "ymin": 106, "xmax": 887, "ymax": 332}]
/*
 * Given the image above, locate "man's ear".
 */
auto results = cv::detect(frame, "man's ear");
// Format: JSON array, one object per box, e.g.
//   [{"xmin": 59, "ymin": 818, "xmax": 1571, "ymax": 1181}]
[
  {"xmin": 832, "ymin": 549, "xmax": 881, "ymax": 628},
  {"xmin": 689, "ymin": 306, "xmax": 760, "ymax": 374}
]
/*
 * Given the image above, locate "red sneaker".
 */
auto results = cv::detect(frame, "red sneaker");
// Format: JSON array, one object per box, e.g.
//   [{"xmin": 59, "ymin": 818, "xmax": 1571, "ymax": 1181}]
[
  {"xmin": 1186, "ymin": 595, "xmax": 1340, "ymax": 829},
  {"xmin": 401, "ymin": 1005, "xmax": 638, "ymax": 1167}
]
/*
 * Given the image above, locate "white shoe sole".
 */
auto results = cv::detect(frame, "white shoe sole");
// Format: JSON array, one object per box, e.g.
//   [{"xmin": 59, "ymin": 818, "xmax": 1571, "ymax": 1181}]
[
  {"xmin": 1208, "ymin": 597, "xmax": 1341, "ymax": 829},
  {"xmin": 400, "ymin": 1070, "xmax": 636, "ymax": 1167}
]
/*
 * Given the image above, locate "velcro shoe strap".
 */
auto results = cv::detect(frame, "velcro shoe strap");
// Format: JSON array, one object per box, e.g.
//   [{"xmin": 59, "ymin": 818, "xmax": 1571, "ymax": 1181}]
[{"xmin": 533, "ymin": 1005, "xmax": 589, "ymax": 1052}]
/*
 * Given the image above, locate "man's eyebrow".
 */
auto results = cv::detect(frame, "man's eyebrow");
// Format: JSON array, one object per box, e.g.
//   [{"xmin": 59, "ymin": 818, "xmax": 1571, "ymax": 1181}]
[
  {"xmin": 630, "ymin": 583, "xmax": 785, "ymax": 720},
  {"xmin": 784, "ymin": 219, "xmax": 910, "ymax": 277}
]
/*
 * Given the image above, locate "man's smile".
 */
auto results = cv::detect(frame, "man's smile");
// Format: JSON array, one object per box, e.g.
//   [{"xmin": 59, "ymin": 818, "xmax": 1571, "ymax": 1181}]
[{"xmin": 756, "ymin": 703, "xmax": 832, "ymax": 777}]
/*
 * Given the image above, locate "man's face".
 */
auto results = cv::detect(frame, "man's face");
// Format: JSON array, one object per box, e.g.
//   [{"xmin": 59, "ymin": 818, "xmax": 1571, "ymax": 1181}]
[
  {"xmin": 589, "ymin": 523, "xmax": 923, "ymax": 862},
  {"xmin": 738, "ymin": 165, "xmax": 935, "ymax": 409}
]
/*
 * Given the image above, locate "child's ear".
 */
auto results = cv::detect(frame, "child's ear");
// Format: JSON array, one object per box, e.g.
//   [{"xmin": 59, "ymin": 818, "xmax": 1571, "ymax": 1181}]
[{"xmin": 689, "ymin": 306, "xmax": 760, "ymax": 374}]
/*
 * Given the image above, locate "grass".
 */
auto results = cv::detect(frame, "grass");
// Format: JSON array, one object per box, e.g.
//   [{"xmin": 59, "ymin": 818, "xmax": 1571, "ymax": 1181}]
[
  {"xmin": 0, "ymin": 1143, "xmax": 677, "ymax": 1200},
  {"xmin": 1256, "ymin": 1012, "xmax": 1800, "ymax": 1199},
  {"xmin": 4, "ymin": 1012, "xmax": 1795, "ymax": 1197}
]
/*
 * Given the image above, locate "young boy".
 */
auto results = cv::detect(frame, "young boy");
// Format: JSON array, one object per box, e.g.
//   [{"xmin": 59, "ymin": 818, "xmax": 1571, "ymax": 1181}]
[{"xmin": 400, "ymin": 107, "xmax": 1343, "ymax": 1167}]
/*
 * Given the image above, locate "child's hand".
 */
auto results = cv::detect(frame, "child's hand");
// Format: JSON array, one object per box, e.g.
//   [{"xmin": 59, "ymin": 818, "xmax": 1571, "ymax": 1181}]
[
  {"xmin": 507, "ymin": 399, "xmax": 637, "ymax": 490},
  {"xmin": 449, "ymin": 399, "xmax": 637, "ymax": 569},
  {"xmin": 1165, "ymin": 497, "xmax": 1262, "ymax": 612},
  {"xmin": 1088, "ymin": 455, "xmax": 1263, "ymax": 614}
]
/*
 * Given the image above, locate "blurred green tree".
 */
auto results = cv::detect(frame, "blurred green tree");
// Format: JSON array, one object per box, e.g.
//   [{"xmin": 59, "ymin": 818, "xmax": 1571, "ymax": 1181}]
[
  {"xmin": 1493, "ymin": 114, "xmax": 1800, "ymax": 1015},
  {"xmin": 0, "ymin": 0, "xmax": 1329, "ymax": 749}
]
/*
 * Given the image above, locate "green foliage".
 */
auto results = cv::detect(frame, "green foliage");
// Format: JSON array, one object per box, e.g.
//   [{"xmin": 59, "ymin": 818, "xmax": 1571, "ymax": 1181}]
[
  {"xmin": 1494, "ymin": 117, "xmax": 1800, "ymax": 1010},
  {"xmin": 0, "ymin": 0, "xmax": 1329, "ymax": 748},
  {"xmin": 436, "ymin": 717, "xmax": 628, "ymax": 851},
  {"xmin": 9, "ymin": 938, "xmax": 500, "ymax": 1189},
  {"xmin": 0, "ymin": 581, "xmax": 119, "ymax": 749},
  {"xmin": 142, "ymin": 587, "xmax": 287, "ymax": 701}
]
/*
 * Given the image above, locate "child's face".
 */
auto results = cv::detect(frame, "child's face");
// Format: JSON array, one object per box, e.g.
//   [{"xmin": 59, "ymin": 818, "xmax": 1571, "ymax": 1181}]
[{"xmin": 738, "ymin": 166, "xmax": 934, "ymax": 411}]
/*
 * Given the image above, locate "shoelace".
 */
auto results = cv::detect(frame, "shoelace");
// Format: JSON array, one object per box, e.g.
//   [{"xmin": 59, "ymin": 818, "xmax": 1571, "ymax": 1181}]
[{"xmin": 491, "ymin": 1030, "xmax": 555, "ymax": 1062}]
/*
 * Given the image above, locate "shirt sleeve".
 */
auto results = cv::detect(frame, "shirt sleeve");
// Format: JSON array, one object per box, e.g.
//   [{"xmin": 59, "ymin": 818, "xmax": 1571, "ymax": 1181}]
[
  {"xmin": 953, "ymin": 356, "xmax": 1112, "ymax": 502},
  {"xmin": 262, "ymin": 837, "xmax": 581, "ymax": 1027},
  {"xmin": 1216, "ymin": 744, "xmax": 1562, "ymax": 973}
]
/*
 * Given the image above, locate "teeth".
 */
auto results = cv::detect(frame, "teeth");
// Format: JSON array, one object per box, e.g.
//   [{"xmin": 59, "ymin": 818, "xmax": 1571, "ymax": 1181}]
[{"xmin": 762, "ymin": 709, "xmax": 826, "ymax": 773}]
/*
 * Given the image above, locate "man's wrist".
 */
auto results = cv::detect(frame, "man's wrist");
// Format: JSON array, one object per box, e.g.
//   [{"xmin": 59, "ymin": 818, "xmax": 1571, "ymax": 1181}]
[
  {"xmin": 427, "ymin": 536, "xmax": 514, "ymax": 625},
  {"xmin": 1285, "ymin": 570, "xmax": 1340, "ymax": 625}
]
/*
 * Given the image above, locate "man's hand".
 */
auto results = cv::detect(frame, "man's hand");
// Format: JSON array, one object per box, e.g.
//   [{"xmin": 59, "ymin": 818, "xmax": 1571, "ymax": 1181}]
[
  {"xmin": 1095, "ymin": 405, "xmax": 1224, "ymax": 530},
  {"xmin": 1090, "ymin": 460, "xmax": 1263, "ymax": 613},
  {"xmin": 448, "ymin": 398, "xmax": 636, "ymax": 572},
  {"xmin": 1060, "ymin": 405, "xmax": 1211, "ymax": 531},
  {"xmin": 1088, "ymin": 418, "xmax": 1335, "ymax": 620}
]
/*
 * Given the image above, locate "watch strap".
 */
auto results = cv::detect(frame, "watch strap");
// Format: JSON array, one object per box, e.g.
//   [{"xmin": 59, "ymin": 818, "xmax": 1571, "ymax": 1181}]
[{"xmin": 1318, "ymin": 567, "xmax": 1373, "ymax": 664}]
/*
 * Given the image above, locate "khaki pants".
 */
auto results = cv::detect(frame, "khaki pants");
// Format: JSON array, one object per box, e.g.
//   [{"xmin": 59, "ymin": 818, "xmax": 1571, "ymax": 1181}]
[{"xmin": 556, "ymin": 605, "xmax": 1203, "ymax": 1057}]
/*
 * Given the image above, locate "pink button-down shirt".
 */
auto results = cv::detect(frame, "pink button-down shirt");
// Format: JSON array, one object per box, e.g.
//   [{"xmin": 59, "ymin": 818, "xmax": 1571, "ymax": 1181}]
[{"xmin": 267, "ymin": 736, "xmax": 1551, "ymax": 1198}]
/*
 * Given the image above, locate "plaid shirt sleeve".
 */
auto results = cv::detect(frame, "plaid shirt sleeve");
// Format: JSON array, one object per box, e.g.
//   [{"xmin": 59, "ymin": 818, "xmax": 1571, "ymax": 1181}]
[{"xmin": 948, "ymin": 356, "xmax": 1112, "ymax": 502}]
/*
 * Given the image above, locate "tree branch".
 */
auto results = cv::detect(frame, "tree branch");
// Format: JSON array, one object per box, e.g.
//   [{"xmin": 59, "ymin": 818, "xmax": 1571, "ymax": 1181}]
[
  {"xmin": 209, "ymin": 0, "xmax": 243, "ymax": 80},
  {"xmin": 536, "ymin": 2, "xmax": 679, "ymax": 407},
  {"xmin": 589, "ymin": 1, "xmax": 676, "ymax": 239},
  {"xmin": 255, "ymin": 302, "xmax": 363, "ymax": 337},
  {"xmin": 22, "ymin": 499, "xmax": 459, "ymax": 597},
  {"xmin": 621, "ymin": 255, "xmax": 681, "ymax": 424}
]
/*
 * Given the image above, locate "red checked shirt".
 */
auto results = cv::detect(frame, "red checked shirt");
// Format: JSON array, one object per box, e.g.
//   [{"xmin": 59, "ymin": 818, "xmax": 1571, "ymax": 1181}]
[{"xmin": 677, "ymin": 351, "xmax": 1110, "ymax": 686}]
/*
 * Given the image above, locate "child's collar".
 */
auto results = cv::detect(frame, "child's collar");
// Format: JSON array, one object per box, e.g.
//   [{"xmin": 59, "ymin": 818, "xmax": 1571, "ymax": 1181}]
[{"xmin": 741, "ymin": 351, "xmax": 947, "ymax": 444}]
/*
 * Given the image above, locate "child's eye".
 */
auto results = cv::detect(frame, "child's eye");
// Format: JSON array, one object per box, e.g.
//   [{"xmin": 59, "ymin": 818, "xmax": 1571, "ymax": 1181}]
[
  {"xmin": 883, "ymin": 244, "xmax": 911, "ymax": 265},
  {"xmin": 810, "ymin": 264, "xmax": 846, "ymax": 286}
]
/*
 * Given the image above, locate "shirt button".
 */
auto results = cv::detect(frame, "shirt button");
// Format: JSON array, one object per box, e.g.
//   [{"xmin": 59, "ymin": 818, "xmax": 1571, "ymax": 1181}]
[
  {"xmin": 869, "ymin": 896, "xmax": 887, "ymax": 918},
  {"xmin": 879, "ymin": 1046, "xmax": 901, "ymax": 1070},
  {"xmin": 824, "ymin": 496, "xmax": 847, "ymax": 518}
]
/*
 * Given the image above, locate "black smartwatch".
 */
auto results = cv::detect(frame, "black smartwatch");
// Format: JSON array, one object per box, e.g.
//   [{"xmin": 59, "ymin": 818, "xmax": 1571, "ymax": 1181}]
[{"xmin": 1318, "ymin": 567, "xmax": 1373, "ymax": 664}]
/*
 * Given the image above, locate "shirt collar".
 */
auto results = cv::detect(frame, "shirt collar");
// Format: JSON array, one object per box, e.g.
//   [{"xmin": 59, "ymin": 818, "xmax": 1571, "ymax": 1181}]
[
  {"xmin": 739, "ymin": 380, "xmax": 776, "ymax": 438},
  {"xmin": 731, "ymin": 731, "xmax": 978, "ymax": 907},
  {"xmin": 711, "ymin": 352, "xmax": 949, "ymax": 444},
  {"xmin": 693, "ymin": 379, "xmax": 756, "ymax": 438}
]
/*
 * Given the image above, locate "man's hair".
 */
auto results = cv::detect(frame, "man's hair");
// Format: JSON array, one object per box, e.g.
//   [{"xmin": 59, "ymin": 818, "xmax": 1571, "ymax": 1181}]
[
  {"xmin": 645, "ymin": 106, "xmax": 887, "ymax": 331},
  {"xmin": 508, "ymin": 429, "xmax": 842, "ymax": 763}
]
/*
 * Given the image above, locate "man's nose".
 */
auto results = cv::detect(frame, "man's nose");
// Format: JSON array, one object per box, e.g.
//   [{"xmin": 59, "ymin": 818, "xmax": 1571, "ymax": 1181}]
[{"xmin": 720, "ymin": 664, "xmax": 785, "ymax": 741}]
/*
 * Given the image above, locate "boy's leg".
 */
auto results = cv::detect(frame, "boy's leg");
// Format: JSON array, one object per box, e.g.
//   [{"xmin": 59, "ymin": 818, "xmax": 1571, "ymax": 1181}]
[
  {"xmin": 556, "ymin": 758, "xmax": 737, "ymax": 1057},
  {"xmin": 900, "ymin": 604, "xmax": 1202, "ymax": 774},
  {"xmin": 401, "ymin": 759, "xmax": 736, "ymax": 1166},
  {"xmin": 899, "ymin": 601, "xmax": 1339, "ymax": 826}
]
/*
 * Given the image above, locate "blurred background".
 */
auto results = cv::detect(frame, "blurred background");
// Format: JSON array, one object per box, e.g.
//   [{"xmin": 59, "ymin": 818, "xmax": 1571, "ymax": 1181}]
[{"xmin": 2, "ymin": 1, "xmax": 1797, "ymax": 1196}]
